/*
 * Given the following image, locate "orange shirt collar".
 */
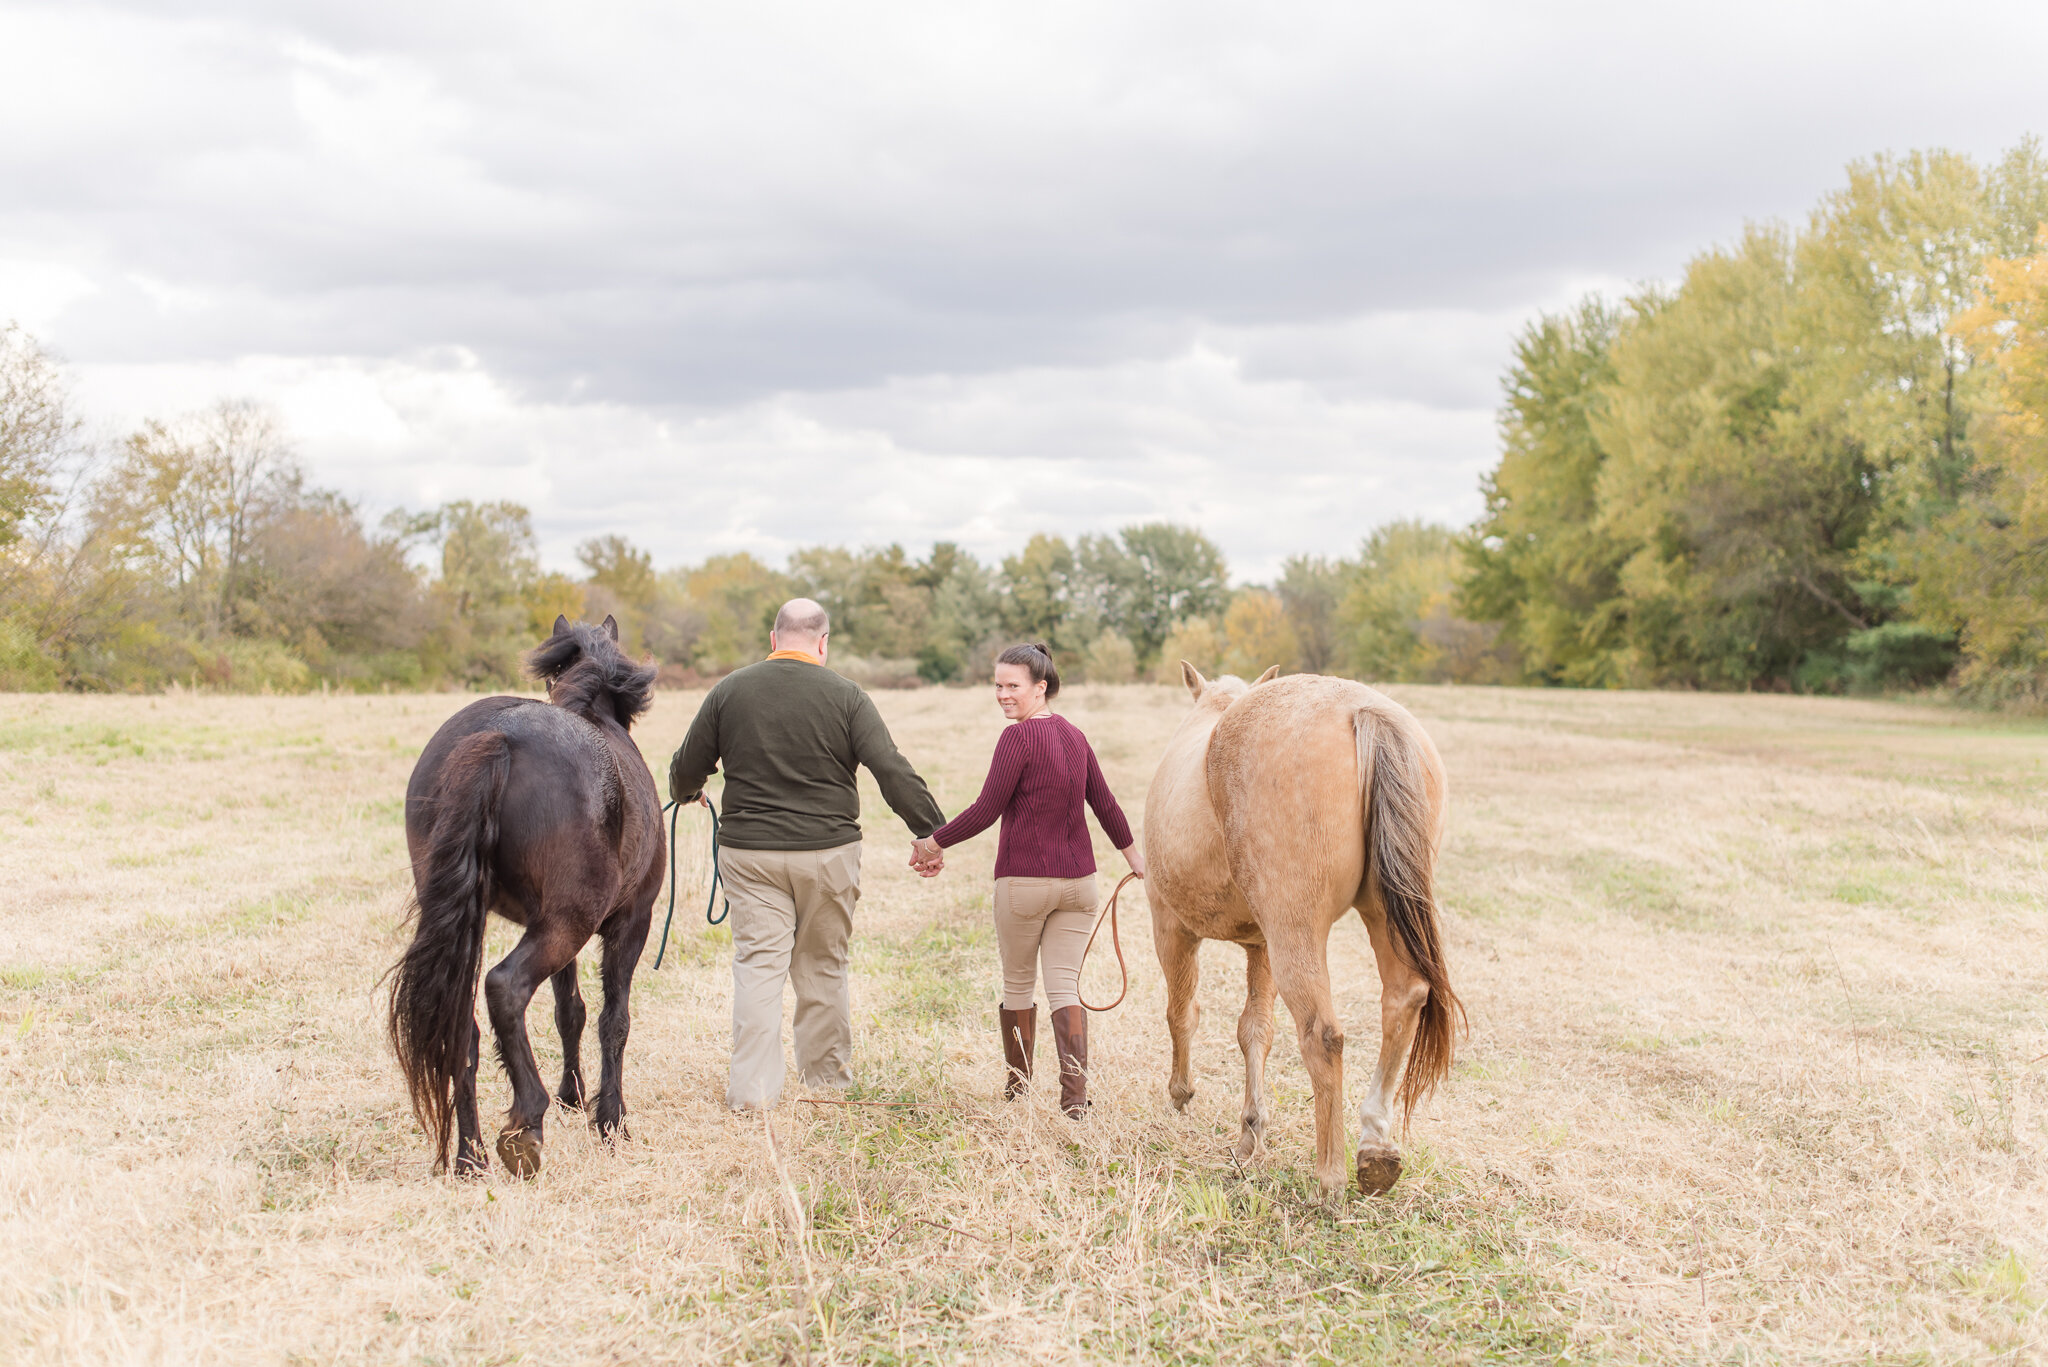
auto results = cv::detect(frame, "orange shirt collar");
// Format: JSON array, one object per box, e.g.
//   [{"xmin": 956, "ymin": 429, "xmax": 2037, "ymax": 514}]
[{"xmin": 766, "ymin": 649, "xmax": 823, "ymax": 665}]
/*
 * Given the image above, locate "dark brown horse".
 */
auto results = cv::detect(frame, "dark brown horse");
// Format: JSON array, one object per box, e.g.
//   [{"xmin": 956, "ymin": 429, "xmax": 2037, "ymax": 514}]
[{"xmin": 388, "ymin": 616, "xmax": 664, "ymax": 1177}]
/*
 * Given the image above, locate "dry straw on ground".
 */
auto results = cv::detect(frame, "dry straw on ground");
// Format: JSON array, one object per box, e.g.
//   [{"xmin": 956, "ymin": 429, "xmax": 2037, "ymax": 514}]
[{"xmin": 0, "ymin": 683, "xmax": 2043, "ymax": 1364}]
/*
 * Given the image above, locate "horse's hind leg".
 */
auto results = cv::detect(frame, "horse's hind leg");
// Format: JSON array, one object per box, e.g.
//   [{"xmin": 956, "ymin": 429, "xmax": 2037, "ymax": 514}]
[
  {"xmin": 1268, "ymin": 923, "xmax": 1348, "ymax": 1202},
  {"xmin": 452, "ymin": 1018, "xmax": 487, "ymax": 1175},
  {"xmin": 551, "ymin": 961, "xmax": 587, "ymax": 1109},
  {"xmin": 484, "ymin": 923, "xmax": 584, "ymax": 1178},
  {"xmin": 593, "ymin": 898, "xmax": 653, "ymax": 1141},
  {"xmin": 1235, "ymin": 942, "xmax": 1277, "ymax": 1161},
  {"xmin": 1153, "ymin": 912, "xmax": 1203, "ymax": 1110},
  {"xmin": 1353, "ymin": 902, "xmax": 1430, "ymax": 1196}
]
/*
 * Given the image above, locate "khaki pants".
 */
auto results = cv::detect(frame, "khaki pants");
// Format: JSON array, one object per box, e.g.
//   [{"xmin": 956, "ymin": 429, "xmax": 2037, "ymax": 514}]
[
  {"xmin": 993, "ymin": 875, "xmax": 1098, "ymax": 1013},
  {"xmin": 719, "ymin": 842, "xmax": 862, "ymax": 1109}
]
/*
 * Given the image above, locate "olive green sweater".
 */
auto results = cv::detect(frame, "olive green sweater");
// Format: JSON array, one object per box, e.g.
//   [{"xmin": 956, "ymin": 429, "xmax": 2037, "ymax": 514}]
[{"xmin": 667, "ymin": 658, "xmax": 944, "ymax": 851}]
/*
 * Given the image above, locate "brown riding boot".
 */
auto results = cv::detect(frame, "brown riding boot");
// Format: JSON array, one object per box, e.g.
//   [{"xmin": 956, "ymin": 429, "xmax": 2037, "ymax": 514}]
[
  {"xmin": 1051, "ymin": 1006, "xmax": 1089, "ymax": 1118},
  {"xmin": 999, "ymin": 1006, "xmax": 1037, "ymax": 1100}
]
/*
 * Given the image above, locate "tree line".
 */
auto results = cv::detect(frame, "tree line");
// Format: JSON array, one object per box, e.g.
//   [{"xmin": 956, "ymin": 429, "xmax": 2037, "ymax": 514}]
[
  {"xmin": 1463, "ymin": 139, "xmax": 2048, "ymax": 700},
  {"xmin": 0, "ymin": 349, "xmax": 1498, "ymax": 690},
  {"xmin": 7, "ymin": 139, "xmax": 2048, "ymax": 697}
]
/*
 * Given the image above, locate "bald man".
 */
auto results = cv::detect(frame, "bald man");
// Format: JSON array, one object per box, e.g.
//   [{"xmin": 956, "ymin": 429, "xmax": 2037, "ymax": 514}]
[{"xmin": 668, "ymin": 598, "xmax": 945, "ymax": 1109}]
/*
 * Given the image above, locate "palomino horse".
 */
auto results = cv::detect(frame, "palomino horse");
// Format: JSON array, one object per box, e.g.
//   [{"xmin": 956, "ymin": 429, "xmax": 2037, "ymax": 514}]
[
  {"xmin": 1145, "ymin": 664, "xmax": 1461, "ymax": 1200},
  {"xmin": 388, "ymin": 616, "xmax": 664, "ymax": 1177}
]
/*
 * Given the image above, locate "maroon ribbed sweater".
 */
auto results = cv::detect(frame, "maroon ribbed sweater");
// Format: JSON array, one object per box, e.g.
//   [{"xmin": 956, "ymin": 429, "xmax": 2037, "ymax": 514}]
[{"xmin": 931, "ymin": 714, "xmax": 1134, "ymax": 878}]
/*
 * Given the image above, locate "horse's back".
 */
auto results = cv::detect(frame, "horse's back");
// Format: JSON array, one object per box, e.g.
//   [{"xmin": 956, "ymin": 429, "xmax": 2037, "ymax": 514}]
[
  {"xmin": 408, "ymin": 695, "xmax": 654, "ymax": 912},
  {"xmin": 1196, "ymin": 675, "xmax": 1373, "ymax": 915}
]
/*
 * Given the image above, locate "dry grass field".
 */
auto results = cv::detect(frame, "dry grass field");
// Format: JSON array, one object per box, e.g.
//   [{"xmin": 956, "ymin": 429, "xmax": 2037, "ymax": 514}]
[{"xmin": 1, "ymin": 681, "xmax": 2045, "ymax": 1365}]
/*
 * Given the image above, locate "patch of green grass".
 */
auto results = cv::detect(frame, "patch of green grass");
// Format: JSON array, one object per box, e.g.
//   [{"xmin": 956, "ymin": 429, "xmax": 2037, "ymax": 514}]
[
  {"xmin": 652, "ymin": 922, "xmax": 730, "ymax": 970},
  {"xmin": 228, "ymin": 894, "xmax": 314, "ymax": 933},
  {"xmin": 783, "ymin": 1104, "xmax": 1575, "ymax": 1365},
  {"xmin": 1569, "ymin": 850, "xmax": 1720, "ymax": 931},
  {"xmin": 0, "ymin": 966, "xmax": 45, "ymax": 991},
  {"xmin": 108, "ymin": 842, "xmax": 210, "ymax": 869},
  {"xmin": 1963, "ymin": 1247, "xmax": 2037, "ymax": 1310},
  {"xmin": 348, "ymin": 796, "xmax": 406, "ymax": 826},
  {"xmin": 859, "ymin": 921, "xmax": 996, "ymax": 1024}
]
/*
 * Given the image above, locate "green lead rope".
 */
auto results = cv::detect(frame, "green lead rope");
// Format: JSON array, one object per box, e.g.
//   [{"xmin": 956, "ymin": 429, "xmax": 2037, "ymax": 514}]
[{"xmin": 654, "ymin": 796, "xmax": 729, "ymax": 970}]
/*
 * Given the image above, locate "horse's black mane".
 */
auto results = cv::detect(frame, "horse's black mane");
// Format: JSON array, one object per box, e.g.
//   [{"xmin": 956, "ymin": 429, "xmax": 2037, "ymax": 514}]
[{"xmin": 525, "ymin": 621, "xmax": 657, "ymax": 729}]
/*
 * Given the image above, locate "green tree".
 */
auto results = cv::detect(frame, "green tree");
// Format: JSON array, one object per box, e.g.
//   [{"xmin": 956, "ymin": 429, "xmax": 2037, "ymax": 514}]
[
  {"xmin": 1080, "ymin": 628, "xmax": 1138, "ymax": 683},
  {"xmin": 999, "ymin": 533, "xmax": 1075, "ymax": 645},
  {"xmin": 1589, "ymin": 227, "xmax": 1882, "ymax": 686},
  {"xmin": 577, "ymin": 533, "xmax": 660, "ymax": 652},
  {"xmin": 1276, "ymin": 555, "xmax": 1344, "ymax": 673},
  {"xmin": 1460, "ymin": 300, "xmax": 1628, "ymax": 684},
  {"xmin": 1906, "ymin": 238, "xmax": 2048, "ymax": 699},
  {"xmin": 786, "ymin": 542, "xmax": 936, "ymax": 660},
  {"xmin": 97, "ymin": 401, "xmax": 297, "ymax": 640},
  {"xmin": 1153, "ymin": 616, "xmax": 1224, "ymax": 684},
  {"xmin": 680, "ymin": 552, "xmax": 789, "ymax": 670},
  {"xmin": 238, "ymin": 485, "xmax": 429, "ymax": 683},
  {"xmin": 0, "ymin": 324, "xmax": 98, "ymax": 686},
  {"xmin": 579, "ymin": 533, "xmax": 658, "ymax": 609},
  {"xmin": 0, "ymin": 323, "xmax": 77, "ymax": 552},
  {"xmin": 386, "ymin": 500, "xmax": 543, "ymax": 684},
  {"xmin": 1222, "ymin": 590, "xmax": 1298, "ymax": 678},
  {"xmin": 1339, "ymin": 520, "xmax": 1503, "ymax": 682},
  {"xmin": 927, "ymin": 550, "xmax": 1005, "ymax": 681},
  {"xmin": 1080, "ymin": 522, "xmax": 1229, "ymax": 666}
]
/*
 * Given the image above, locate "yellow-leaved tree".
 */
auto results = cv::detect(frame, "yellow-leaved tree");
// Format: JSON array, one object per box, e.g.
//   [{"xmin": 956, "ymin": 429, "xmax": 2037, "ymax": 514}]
[
  {"xmin": 1911, "ymin": 237, "xmax": 2048, "ymax": 700},
  {"xmin": 1222, "ymin": 589, "xmax": 1298, "ymax": 678}
]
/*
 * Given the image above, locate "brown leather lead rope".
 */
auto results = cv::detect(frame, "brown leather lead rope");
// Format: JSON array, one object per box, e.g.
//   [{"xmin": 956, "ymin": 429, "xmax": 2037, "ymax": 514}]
[{"xmin": 1078, "ymin": 872, "xmax": 1140, "ymax": 1012}]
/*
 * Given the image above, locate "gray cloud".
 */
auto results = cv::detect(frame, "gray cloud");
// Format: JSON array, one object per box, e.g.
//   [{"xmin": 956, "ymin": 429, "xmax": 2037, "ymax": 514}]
[{"xmin": 7, "ymin": 0, "xmax": 2048, "ymax": 576}]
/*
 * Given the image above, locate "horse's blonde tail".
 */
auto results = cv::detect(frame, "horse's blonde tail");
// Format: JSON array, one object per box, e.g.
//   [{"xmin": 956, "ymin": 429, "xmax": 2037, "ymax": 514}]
[{"xmin": 1357, "ymin": 710, "xmax": 1464, "ymax": 1124}]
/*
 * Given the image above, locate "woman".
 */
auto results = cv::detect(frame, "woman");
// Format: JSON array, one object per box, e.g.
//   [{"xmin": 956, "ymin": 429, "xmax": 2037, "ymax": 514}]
[{"xmin": 911, "ymin": 643, "xmax": 1143, "ymax": 1117}]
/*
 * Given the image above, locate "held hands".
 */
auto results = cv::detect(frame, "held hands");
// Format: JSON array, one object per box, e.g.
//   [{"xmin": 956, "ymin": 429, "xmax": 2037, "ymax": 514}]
[
  {"xmin": 1120, "ymin": 844, "xmax": 1146, "ymax": 878},
  {"xmin": 909, "ymin": 835, "xmax": 945, "ymax": 878}
]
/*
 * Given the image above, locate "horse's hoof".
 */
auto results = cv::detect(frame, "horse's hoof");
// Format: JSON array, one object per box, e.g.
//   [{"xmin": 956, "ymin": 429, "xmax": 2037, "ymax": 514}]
[
  {"xmin": 1355, "ymin": 1146, "xmax": 1402, "ymax": 1196},
  {"xmin": 1168, "ymin": 1083, "xmax": 1196, "ymax": 1112},
  {"xmin": 496, "ymin": 1128, "xmax": 543, "ymax": 1179}
]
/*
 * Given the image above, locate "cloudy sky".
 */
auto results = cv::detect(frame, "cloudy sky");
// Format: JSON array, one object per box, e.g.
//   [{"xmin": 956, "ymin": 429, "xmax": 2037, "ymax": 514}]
[{"xmin": 3, "ymin": 2, "xmax": 2045, "ymax": 580}]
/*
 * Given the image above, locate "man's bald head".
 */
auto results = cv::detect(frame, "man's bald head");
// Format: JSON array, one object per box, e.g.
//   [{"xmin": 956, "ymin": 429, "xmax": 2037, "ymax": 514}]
[{"xmin": 772, "ymin": 598, "xmax": 830, "ymax": 645}]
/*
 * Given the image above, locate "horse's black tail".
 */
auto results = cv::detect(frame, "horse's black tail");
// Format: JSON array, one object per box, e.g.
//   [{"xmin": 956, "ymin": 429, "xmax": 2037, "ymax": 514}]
[
  {"xmin": 1356, "ymin": 708, "xmax": 1465, "ymax": 1126},
  {"xmin": 389, "ymin": 731, "xmax": 510, "ymax": 1171}
]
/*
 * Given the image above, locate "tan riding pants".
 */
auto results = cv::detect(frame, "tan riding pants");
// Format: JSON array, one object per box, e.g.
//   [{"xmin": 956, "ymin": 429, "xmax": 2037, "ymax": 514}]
[
  {"xmin": 719, "ymin": 841, "xmax": 862, "ymax": 1110},
  {"xmin": 993, "ymin": 875, "xmax": 1099, "ymax": 1012}
]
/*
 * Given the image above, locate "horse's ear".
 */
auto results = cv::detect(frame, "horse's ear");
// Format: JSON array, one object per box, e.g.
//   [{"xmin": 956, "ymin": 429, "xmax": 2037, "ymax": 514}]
[
  {"xmin": 551, "ymin": 614, "xmax": 570, "ymax": 638},
  {"xmin": 1254, "ymin": 664, "xmax": 1280, "ymax": 685},
  {"xmin": 602, "ymin": 614, "xmax": 619, "ymax": 643},
  {"xmin": 1180, "ymin": 660, "xmax": 1206, "ymax": 699}
]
